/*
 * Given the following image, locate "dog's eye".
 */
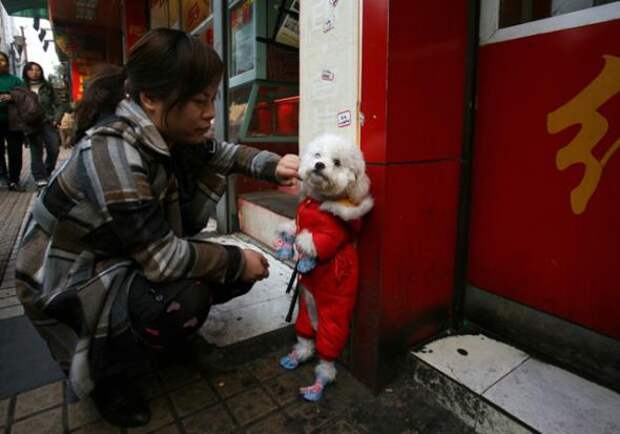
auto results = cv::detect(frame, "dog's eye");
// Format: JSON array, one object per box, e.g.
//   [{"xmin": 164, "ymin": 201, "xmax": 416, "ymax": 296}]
[
  {"xmin": 333, "ymin": 159, "xmax": 341, "ymax": 167},
  {"xmin": 314, "ymin": 153, "xmax": 321, "ymax": 158}
]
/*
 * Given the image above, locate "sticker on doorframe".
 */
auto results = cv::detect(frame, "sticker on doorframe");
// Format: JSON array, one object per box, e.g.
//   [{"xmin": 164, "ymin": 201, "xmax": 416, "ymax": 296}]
[
  {"xmin": 337, "ymin": 110, "xmax": 352, "ymax": 128},
  {"xmin": 321, "ymin": 69, "xmax": 335, "ymax": 81}
]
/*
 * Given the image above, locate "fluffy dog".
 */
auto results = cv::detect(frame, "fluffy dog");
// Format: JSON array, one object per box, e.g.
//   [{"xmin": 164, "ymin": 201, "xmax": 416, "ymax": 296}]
[{"xmin": 278, "ymin": 133, "xmax": 373, "ymax": 401}]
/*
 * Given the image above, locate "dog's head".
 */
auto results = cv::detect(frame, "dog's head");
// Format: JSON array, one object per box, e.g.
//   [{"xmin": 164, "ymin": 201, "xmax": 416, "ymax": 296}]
[{"xmin": 299, "ymin": 134, "xmax": 373, "ymax": 220}]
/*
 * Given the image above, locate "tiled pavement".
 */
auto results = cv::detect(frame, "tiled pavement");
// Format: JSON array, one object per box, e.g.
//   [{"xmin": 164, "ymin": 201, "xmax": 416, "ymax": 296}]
[
  {"xmin": 1, "ymin": 327, "xmax": 475, "ymax": 434},
  {"xmin": 0, "ymin": 149, "xmax": 472, "ymax": 434}
]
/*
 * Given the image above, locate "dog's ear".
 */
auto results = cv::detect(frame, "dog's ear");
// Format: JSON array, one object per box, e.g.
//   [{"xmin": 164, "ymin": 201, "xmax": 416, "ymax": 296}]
[{"xmin": 347, "ymin": 171, "xmax": 370, "ymax": 204}]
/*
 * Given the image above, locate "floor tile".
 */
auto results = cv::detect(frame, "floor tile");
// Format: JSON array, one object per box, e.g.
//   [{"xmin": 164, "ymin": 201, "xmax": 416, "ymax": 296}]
[
  {"xmin": 158, "ymin": 364, "xmax": 202, "ymax": 391},
  {"xmin": 151, "ymin": 423, "xmax": 182, "ymax": 434},
  {"xmin": 245, "ymin": 412, "xmax": 295, "ymax": 434},
  {"xmin": 14, "ymin": 381, "xmax": 63, "ymax": 420},
  {"xmin": 247, "ymin": 354, "xmax": 285, "ymax": 381},
  {"xmin": 210, "ymin": 368, "xmax": 259, "ymax": 399},
  {"xmin": 285, "ymin": 401, "xmax": 339, "ymax": 433},
  {"xmin": 0, "ymin": 304, "xmax": 23, "ymax": 319},
  {"xmin": 413, "ymin": 334, "xmax": 530, "ymax": 394},
  {"xmin": 10, "ymin": 407, "xmax": 62, "ymax": 434},
  {"xmin": 0, "ymin": 288, "xmax": 16, "ymax": 298},
  {"xmin": 0, "ymin": 398, "xmax": 8, "ymax": 429},
  {"xmin": 0, "ymin": 296, "xmax": 19, "ymax": 308},
  {"xmin": 264, "ymin": 371, "xmax": 303, "ymax": 406},
  {"xmin": 169, "ymin": 380, "xmax": 217, "ymax": 417},
  {"xmin": 67, "ymin": 397, "xmax": 101, "ymax": 430},
  {"xmin": 135, "ymin": 374, "xmax": 164, "ymax": 399},
  {"xmin": 128, "ymin": 397, "xmax": 174, "ymax": 434},
  {"xmin": 483, "ymin": 358, "xmax": 620, "ymax": 434},
  {"xmin": 475, "ymin": 398, "xmax": 532, "ymax": 434},
  {"xmin": 225, "ymin": 387, "xmax": 277, "ymax": 426},
  {"xmin": 72, "ymin": 420, "xmax": 122, "ymax": 433},
  {"xmin": 316, "ymin": 418, "xmax": 366, "ymax": 434},
  {"xmin": 182, "ymin": 404, "xmax": 236, "ymax": 434}
]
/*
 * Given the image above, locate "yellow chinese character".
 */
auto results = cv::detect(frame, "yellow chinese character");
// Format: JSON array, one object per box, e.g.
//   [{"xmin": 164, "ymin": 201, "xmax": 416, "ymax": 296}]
[{"xmin": 547, "ymin": 55, "xmax": 620, "ymax": 215}]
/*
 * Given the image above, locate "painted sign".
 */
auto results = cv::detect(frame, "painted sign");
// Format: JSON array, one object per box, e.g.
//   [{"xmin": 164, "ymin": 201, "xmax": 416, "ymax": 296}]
[{"xmin": 469, "ymin": 18, "xmax": 620, "ymax": 339}]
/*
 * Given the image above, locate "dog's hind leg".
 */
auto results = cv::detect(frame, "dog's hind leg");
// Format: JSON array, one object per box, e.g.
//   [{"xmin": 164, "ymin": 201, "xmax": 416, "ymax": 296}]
[
  {"xmin": 280, "ymin": 336, "xmax": 315, "ymax": 370},
  {"xmin": 300, "ymin": 359, "xmax": 337, "ymax": 401}
]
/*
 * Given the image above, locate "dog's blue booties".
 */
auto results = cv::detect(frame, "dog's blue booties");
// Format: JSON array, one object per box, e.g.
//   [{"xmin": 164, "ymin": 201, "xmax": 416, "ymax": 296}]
[
  {"xmin": 300, "ymin": 374, "xmax": 331, "ymax": 402},
  {"xmin": 274, "ymin": 232, "xmax": 295, "ymax": 260},
  {"xmin": 297, "ymin": 255, "xmax": 316, "ymax": 273},
  {"xmin": 280, "ymin": 353, "xmax": 300, "ymax": 370}
]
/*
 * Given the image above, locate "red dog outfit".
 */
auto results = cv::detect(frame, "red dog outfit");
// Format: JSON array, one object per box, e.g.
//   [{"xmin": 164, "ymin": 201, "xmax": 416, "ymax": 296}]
[{"xmin": 294, "ymin": 197, "xmax": 363, "ymax": 361}]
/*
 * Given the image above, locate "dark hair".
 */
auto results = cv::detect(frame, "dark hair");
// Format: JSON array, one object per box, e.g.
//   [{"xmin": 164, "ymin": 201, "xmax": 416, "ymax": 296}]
[
  {"xmin": 0, "ymin": 52, "xmax": 9, "ymax": 63},
  {"xmin": 22, "ymin": 61, "xmax": 47, "ymax": 84},
  {"xmin": 76, "ymin": 28, "xmax": 224, "ymax": 138}
]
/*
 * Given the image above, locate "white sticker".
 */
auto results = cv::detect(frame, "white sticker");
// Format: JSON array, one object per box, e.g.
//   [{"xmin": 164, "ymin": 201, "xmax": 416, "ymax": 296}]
[
  {"xmin": 337, "ymin": 110, "xmax": 352, "ymax": 128},
  {"xmin": 321, "ymin": 69, "xmax": 335, "ymax": 81}
]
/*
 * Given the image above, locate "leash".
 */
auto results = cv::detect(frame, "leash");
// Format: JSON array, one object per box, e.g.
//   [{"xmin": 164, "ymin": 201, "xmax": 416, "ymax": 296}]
[{"xmin": 285, "ymin": 260, "xmax": 300, "ymax": 322}]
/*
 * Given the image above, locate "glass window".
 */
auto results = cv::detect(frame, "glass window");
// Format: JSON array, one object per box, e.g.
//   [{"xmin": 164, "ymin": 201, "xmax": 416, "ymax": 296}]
[
  {"xmin": 230, "ymin": 0, "xmax": 255, "ymax": 78},
  {"xmin": 499, "ymin": 0, "xmax": 618, "ymax": 28}
]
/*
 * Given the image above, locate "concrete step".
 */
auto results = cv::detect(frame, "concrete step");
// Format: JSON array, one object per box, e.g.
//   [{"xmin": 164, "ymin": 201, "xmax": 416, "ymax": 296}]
[
  {"xmin": 237, "ymin": 190, "xmax": 297, "ymax": 252},
  {"xmin": 198, "ymin": 233, "xmax": 295, "ymax": 347},
  {"xmin": 409, "ymin": 334, "xmax": 620, "ymax": 434}
]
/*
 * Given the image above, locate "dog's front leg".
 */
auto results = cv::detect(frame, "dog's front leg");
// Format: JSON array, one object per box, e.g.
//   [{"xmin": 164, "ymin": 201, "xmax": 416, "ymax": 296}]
[{"xmin": 295, "ymin": 230, "xmax": 317, "ymax": 273}]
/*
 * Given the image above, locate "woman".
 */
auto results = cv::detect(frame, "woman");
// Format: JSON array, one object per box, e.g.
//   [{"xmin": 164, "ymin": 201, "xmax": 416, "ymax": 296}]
[
  {"xmin": 0, "ymin": 51, "xmax": 25, "ymax": 190},
  {"xmin": 22, "ymin": 61, "xmax": 61, "ymax": 188},
  {"xmin": 16, "ymin": 29, "xmax": 299, "ymax": 427}
]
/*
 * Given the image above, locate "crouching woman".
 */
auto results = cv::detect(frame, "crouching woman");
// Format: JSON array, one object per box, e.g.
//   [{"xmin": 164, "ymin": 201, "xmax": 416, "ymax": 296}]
[{"xmin": 15, "ymin": 29, "xmax": 299, "ymax": 428}]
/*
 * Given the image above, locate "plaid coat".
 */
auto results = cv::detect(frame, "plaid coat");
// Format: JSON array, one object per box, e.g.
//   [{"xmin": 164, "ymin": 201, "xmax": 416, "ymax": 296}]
[{"xmin": 15, "ymin": 99, "xmax": 281, "ymax": 398}]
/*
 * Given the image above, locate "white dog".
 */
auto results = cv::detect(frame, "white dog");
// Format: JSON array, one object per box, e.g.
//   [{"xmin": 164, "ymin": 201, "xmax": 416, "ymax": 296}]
[{"xmin": 277, "ymin": 133, "xmax": 373, "ymax": 401}]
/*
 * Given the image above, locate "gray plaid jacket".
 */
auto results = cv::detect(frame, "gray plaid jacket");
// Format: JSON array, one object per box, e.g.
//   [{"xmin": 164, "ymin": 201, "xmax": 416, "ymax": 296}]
[{"xmin": 15, "ymin": 99, "xmax": 280, "ymax": 398}]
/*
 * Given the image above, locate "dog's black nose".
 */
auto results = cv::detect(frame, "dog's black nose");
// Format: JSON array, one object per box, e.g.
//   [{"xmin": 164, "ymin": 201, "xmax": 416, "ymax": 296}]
[{"xmin": 314, "ymin": 162, "xmax": 325, "ymax": 171}]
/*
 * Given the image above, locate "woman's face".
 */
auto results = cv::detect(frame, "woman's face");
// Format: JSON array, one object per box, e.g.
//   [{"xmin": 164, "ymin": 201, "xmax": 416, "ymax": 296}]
[
  {"xmin": 148, "ymin": 84, "xmax": 218, "ymax": 145},
  {"xmin": 0, "ymin": 57, "xmax": 9, "ymax": 74},
  {"xmin": 27, "ymin": 64, "xmax": 42, "ymax": 81}
]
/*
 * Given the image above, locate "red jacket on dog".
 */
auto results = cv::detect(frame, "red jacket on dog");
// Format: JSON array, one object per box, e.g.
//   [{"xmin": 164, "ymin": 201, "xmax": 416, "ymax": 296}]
[{"xmin": 294, "ymin": 197, "xmax": 363, "ymax": 361}]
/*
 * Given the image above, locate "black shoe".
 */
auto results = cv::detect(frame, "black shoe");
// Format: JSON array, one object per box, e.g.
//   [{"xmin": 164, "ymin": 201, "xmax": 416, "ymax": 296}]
[
  {"xmin": 8, "ymin": 182, "xmax": 23, "ymax": 192},
  {"xmin": 91, "ymin": 375, "xmax": 151, "ymax": 428}
]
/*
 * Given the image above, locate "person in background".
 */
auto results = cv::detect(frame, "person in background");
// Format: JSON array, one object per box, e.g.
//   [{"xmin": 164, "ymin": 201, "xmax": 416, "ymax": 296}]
[
  {"xmin": 0, "ymin": 51, "xmax": 25, "ymax": 191},
  {"xmin": 58, "ymin": 102, "xmax": 75, "ymax": 148},
  {"xmin": 22, "ymin": 61, "xmax": 62, "ymax": 188}
]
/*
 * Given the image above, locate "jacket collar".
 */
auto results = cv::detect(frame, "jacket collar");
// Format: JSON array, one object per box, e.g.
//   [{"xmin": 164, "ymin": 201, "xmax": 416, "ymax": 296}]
[
  {"xmin": 302, "ymin": 195, "xmax": 374, "ymax": 222},
  {"xmin": 114, "ymin": 98, "xmax": 171, "ymax": 157}
]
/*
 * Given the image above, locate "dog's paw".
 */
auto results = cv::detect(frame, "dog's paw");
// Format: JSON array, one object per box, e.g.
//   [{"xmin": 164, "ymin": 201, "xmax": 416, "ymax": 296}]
[
  {"xmin": 295, "ymin": 230, "xmax": 317, "ymax": 257},
  {"xmin": 297, "ymin": 256, "xmax": 316, "ymax": 273}
]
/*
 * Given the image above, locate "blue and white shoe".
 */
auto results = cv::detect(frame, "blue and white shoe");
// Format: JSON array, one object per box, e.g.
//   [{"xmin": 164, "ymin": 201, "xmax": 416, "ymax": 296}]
[{"xmin": 279, "ymin": 353, "xmax": 300, "ymax": 370}]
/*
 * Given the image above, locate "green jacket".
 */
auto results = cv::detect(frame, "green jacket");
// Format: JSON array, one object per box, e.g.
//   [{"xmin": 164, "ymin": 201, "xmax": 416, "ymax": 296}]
[{"xmin": 0, "ymin": 73, "xmax": 25, "ymax": 122}]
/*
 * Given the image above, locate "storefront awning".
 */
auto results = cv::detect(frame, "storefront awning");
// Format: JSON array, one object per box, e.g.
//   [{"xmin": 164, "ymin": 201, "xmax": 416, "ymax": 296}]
[{"xmin": 1, "ymin": 0, "xmax": 48, "ymax": 18}]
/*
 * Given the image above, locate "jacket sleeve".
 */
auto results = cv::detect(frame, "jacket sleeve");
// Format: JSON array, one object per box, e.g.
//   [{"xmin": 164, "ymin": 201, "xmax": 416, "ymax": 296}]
[
  {"xmin": 307, "ymin": 211, "xmax": 350, "ymax": 262},
  {"xmin": 205, "ymin": 140, "xmax": 281, "ymax": 183},
  {"xmin": 87, "ymin": 134, "xmax": 245, "ymax": 284}
]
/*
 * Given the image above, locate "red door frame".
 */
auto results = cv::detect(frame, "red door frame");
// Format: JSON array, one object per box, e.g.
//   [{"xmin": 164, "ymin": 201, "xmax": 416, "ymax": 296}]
[{"xmin": 352, "ymin": 0, "xmax": 471, "ymax": 390}]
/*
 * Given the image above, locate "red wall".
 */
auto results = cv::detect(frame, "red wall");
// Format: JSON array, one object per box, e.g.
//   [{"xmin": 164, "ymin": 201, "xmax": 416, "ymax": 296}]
[
  {"xmin": 353, "ymin": 0, "xmax": 468, "ymax": 389},
  {"xmin": 469, "ymin": 19, "xmax": 620, "ymax": 339}
]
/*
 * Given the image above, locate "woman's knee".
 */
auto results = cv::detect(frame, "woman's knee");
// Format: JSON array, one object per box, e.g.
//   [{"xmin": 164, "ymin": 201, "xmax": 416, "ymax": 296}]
[{"xmin": 128, "ymin": 277, "xmax": 212, "ymax": 348}]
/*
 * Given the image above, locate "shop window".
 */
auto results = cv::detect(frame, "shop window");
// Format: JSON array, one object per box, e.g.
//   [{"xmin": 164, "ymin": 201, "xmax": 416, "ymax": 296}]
[{"xmin": 499, "ymin": 0, "xmax": 617, "ymax": 28}]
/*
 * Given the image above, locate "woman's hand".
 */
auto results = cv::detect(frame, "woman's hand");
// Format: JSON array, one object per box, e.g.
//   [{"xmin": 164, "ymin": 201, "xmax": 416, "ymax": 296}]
[
  {"xmin": 276, "ymin": 154, "xmax": 300, "ymax": 186},
  {"xmin": 240, "ymin": 249, "xmax": 270, "ymax": 282},
  {"xmin": 0, "ymin": 94, "xmax": 12, "ymax": 102}
]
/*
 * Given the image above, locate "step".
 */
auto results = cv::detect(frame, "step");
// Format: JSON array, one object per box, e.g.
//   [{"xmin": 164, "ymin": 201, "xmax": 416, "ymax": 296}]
[
  {"xmin": 198, "ymin": 233, "xmax": 295, "ymax": 347},
  {"xmin": 237, "ymin": 190, "xmax": 297, "ymax": 251},
  {"xmin": 409, "ymin": 334, "xmax": 620, "ymax": 434}
]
